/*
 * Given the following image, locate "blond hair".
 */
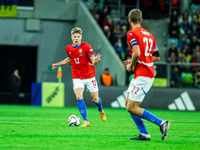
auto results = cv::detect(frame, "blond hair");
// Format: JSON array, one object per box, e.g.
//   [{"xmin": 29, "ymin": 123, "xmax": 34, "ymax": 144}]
[
  {"xmin": 128, "ymin": 9, "xmax": 142, "ymax": 24},
  {"xmin": 71, "ymin": 27, "xmax": 82, "ymax": 35}
]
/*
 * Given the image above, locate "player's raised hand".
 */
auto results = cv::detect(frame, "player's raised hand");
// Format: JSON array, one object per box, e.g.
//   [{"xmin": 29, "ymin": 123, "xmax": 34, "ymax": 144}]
[
  {"xmin": 52, "ymin": 63, "xmax": 59, "ymax": 70},
  {"xmin": 123, "ymin": 59, "xmax": 131, "ymax": 67},
  {"xmin": 95, "ymin": 53, "xmax": 101, "ymax": 62},
  {"xmin": 126, "ymin": 64, "xmax": 132, "ymax": 72}
]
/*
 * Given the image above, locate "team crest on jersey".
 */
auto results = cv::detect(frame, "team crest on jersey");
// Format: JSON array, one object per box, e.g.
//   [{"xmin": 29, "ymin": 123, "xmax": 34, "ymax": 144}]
[{"xmin": 79, "ymin": 49, "xmax": 83, "ymax": 56}]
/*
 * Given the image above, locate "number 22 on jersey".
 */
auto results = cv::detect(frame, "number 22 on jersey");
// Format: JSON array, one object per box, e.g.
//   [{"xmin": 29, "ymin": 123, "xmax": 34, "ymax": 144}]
[{"xmin": 143, "ymin": 37, "xmax": 153, "ymax": 56}]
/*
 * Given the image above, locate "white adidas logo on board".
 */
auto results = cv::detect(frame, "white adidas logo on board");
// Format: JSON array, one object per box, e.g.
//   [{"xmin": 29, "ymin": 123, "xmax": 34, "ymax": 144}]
[
  {"xmin": 111, "ymin": 90, "xmax": 127, "ymax": 108},
  {"xmin": 168, "ymin": 91, "xmax": 195, "ymax": 111}
]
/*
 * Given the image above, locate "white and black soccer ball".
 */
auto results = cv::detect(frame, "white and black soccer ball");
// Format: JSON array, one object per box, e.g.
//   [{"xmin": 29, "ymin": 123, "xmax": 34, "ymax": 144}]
[{"xmin": 67, "ymin": 115, "xmax": 81, "ymax": 126}]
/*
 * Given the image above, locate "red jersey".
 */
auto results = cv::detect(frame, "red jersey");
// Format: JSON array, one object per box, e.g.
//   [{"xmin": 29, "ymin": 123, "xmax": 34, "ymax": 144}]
[
  {"xmin": 66, "ymin": 42, "xmax": 95, "ymax": 79},
  {"xmin": 127, "ymin": 26, "xmax": 158, "ymax": 79}
]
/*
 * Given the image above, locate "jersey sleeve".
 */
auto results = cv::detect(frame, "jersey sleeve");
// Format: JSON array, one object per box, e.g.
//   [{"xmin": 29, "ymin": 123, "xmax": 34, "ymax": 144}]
[
  {"xmin": 152, "ymin": 37, "xmax": 158, "ymax": 51},
  {"xmin": 127, "ymin": 31, "xmax": 139, "ymax": 48},
  {"xmin": 65, "ymin": 46, "xmax": 70, "ymax": 57},
  {"xmin": 86, "ymin": 44, "xmax": 95, "ymax": 57}
]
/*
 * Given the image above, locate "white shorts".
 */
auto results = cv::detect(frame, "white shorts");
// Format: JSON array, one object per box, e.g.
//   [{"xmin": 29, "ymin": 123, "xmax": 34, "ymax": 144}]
[
  {"xmin": 127, "ymin": 77, "xmax": 154, "ymax": 102},
  {"xmin": 73, "ymin": 77, "xmax": 99, "ymax": 92}
]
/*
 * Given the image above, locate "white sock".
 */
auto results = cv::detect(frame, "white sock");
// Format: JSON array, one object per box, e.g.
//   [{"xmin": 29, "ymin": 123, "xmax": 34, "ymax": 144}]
[
  {"xmin": 160, "ymin": 120, "xmax": 166, "ymax": 126},
  {"xmin": 141, "ymin": 133, "xmax": 151, "ymax": 138}
]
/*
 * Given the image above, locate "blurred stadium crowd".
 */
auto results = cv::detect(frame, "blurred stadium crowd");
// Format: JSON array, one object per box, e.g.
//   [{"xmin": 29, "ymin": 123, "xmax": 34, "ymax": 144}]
[
  {"xmin": 83, "ymin": 0, "xmax": 200, "ymax": 88},
  {"xmin": 166, "ymin": 0, "xmax": 200, "ymax": 88}
]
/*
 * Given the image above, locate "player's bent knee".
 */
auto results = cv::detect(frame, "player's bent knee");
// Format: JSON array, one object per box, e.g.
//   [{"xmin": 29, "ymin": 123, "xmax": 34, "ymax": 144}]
[
  {"xmin": 126, "ymin": 105, "xmax": 132, "ymax": 113},
  {"xmin": 127, "ymin": 105, "xmax": 137, "ymax": 114},
  {"xmin": 92, "ymin": 98, "xmax": 98, "ymax": 103}
]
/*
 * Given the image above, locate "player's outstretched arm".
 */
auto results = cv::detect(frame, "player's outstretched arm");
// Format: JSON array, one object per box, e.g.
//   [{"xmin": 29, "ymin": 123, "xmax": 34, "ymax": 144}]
[
  {"xmin": 90, "ymin": 53, "xmax": 101, "ymax": 65},
  {"xmin": 52, "ymin": 57, "xmax": 71, "ymax": 70}
]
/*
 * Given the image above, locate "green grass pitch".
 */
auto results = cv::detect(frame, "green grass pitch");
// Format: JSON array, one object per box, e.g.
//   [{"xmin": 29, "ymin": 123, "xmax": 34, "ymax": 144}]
[{"xmin": 0, "ymin": 105, "xmax": 200, "ymax": 150}]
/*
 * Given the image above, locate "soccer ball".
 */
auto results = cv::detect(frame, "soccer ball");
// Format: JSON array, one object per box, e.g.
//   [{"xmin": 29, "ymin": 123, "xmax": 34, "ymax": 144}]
[{"xmin": 67, "ymin": 115, "xmax": 81, "ymax": 126}]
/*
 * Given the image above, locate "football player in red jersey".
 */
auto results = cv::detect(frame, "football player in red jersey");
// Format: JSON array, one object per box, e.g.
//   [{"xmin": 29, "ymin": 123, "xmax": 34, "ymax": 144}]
[
  {"xmin": 52, "ymin": 27, "xmax": 106, "ymax": 127},
  {"xmin": 123, "ymin": 9, "xmax": 170, "ymax": 140}
]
